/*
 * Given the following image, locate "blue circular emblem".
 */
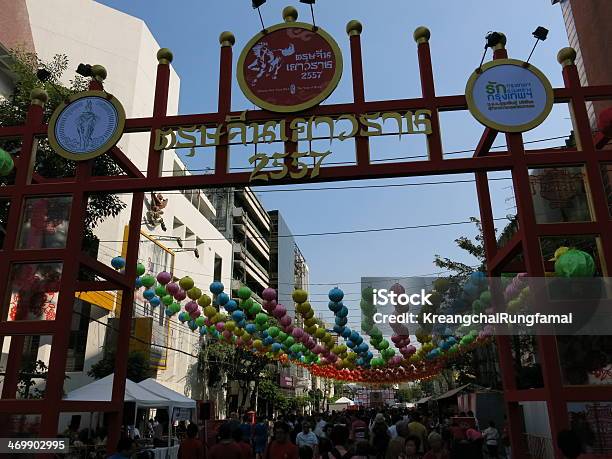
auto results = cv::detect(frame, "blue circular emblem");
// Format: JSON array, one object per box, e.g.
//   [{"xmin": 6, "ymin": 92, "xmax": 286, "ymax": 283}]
[{"xmin": 48, "ymin": 91, "xmax": 126, "ymax": 161}]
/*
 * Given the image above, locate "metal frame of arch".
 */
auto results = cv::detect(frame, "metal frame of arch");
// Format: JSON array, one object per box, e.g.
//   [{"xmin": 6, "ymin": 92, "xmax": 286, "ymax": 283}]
[{"xmin": 0, "ymin": 24, "xmax": 611, "ymax": 458}]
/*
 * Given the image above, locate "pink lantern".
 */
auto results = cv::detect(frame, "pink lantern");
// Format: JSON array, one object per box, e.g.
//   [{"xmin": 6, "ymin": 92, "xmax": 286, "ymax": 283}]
[
  {"xmin": 312, "ymin": 345, "xmax": 323, "ymax": 354},
  {"xmin": 291, "ymin": 328, "xmax": 304, "ymax": 339},
  {"xmin": 389, "ymin": 355, "xmax": 402, "ymax": 367},
  {"xmin": 262, "ymin": 288, "xmax": 277, "ymax": 301},
  {"xmin": 280, "ymin": 316, "xmax": 292, "ymax": 327},
  {"xmin": 222, "ymin": 330, "xmax": 232, "ymax": 339},
  {"xmin": 215, "ymin": 322, "xmax": 225, "ymax": 332},
  {"xmin": 190, "ymin": 309, "xmax": 201, "ymax": 319},
  {"xmin": 185, "ymin": 301, "xmax": 198, "ymax": 313},
  {"xmin": 236, "ymin": 337, "xmax": 244, "ymax": 347},
  {"xmin": 174, "ymin": 288, "xmax": 187, "ymax": 301},
  {"xmin": 157, "ymin": 271, "xmax": 172, "ymax": 285},
  {"xmin": 273, "ymin": 304, "xmax": 287, "ymax": 318},
  {"xmin": 166, "ymin": 282, "xmax": 179, "ymax": 295},
  {"xmin": 262, "ymin": 300, "xmax": 277, "ymax": 312},
  {"xmin": 405, "ymin": 345, "xmax": 416, "ymax": 355}
]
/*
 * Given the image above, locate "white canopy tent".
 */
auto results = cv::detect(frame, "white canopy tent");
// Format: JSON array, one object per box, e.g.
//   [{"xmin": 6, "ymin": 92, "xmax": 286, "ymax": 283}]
[
  {"xmin": 137, "ymin": 378, "xmax": 196, "ymax": 421},
  {"xmin": 329, "ymin": 396, "xmax": 356, "ymax": 412},
  {"xmin": 63, "ymin": 374, "xmax": 170, "ymax": 408}
]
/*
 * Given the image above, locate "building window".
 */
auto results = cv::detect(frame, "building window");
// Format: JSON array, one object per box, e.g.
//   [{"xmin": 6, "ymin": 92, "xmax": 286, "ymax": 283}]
[{"xmin": 214, "ymin": 255, "xmax": 222, "ymax": 282}]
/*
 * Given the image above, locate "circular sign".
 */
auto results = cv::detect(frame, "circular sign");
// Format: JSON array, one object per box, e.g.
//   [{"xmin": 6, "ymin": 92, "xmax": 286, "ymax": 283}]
[
  {"xmin": 465, "ymin": 59, "xmax": 554, "ymax": 133},
  {"xmin": 237, "ymin": 22, "xmax": 343, "ymax": 113},
  {"xmin": 48, "ymin": 90, "xmax": 126, "ymax": 161}
]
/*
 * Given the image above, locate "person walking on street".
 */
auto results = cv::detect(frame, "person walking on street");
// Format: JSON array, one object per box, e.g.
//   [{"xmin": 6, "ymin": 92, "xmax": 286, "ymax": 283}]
[
  {"xmin": 483, "ymin": 421, "xmax": 500, "ymax": 458},
  {"xmin": 178, "ymin": 423, "xmax": 205, "ymax": 459},
  {"xmin": 265, "ymin": 422, "xmax": 299, "ymax": 459},
  {"xmin": 296, "ymin": 421, "xmax": 319, "ymax": 458}
]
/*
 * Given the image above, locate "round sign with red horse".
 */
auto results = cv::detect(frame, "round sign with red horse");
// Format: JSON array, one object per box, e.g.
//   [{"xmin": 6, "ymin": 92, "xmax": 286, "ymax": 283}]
[{"xmin": 237, "ymin": 17, "xmax": 343, "ymax": 113}]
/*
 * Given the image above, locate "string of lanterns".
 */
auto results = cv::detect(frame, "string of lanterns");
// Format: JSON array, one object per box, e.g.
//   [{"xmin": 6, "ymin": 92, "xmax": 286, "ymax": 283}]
[{"xmin": 108, "ymin": 244, "xmax": 596, "ymax": 384}]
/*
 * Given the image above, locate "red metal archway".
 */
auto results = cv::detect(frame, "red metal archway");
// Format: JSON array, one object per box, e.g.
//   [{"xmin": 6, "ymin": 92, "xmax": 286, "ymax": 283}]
[{"xmin": 0, "ymin": 18, "xmax": 611, "ymax": 458}]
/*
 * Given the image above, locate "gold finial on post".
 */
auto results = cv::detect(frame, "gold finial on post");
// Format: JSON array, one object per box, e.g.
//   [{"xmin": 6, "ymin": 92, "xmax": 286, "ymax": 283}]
[
  {"xmin": 157, "ymin": 48, "xmax": 174, "ymax": 65},
  {"xmin": 346, "ymin": 20, "xmax": 363, "ymax": 36},
  {"xmin": 283, "ymin": 6, "xmax": 298, "ymax": 22},
  {"xmin": 557, "ymin": 47, "xmax": 577, "ymax": 67},
  {"xmin": 219, "ymin": 31, "xmax": 236, "ymax": 47},
  {"xmin": 493, "ymin": 32, "xmax": 507, "ymax": 50},
  {"xmin": 413, "ymin": 26, "xmax": 431, "ymax": 44},
  {"xmin": 91, "ymin": 65, "xmax": 107, "ymax": 82},
  {"xmin": 30, "ymin": 88, "xmax": 49, "ymax": 106}
]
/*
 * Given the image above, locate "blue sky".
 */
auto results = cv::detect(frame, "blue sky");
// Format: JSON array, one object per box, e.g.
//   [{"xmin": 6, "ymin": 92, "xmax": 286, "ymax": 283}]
[{"xmin": 98, "ymin": 0, "xmax": 571, "ymax": 326}]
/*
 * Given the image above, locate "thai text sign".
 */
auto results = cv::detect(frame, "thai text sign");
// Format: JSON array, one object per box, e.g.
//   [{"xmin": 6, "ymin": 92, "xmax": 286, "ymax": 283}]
[
  {"xmin": 237, "ymin": 22, "xmax": 343, "ymax": 113},
  {"xmin": 465, "ymin": 59, "xmax": 553, "ymax": 133},
  {"xmin": 154, "ymin": 109, "xmax": 433, "ymax": 182}
]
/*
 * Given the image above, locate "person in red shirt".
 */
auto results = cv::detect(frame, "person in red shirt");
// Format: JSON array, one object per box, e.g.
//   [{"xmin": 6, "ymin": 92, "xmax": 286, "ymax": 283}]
[
  {"xmin": 178, "ymin": 423, "xmax": 205, "ymax": 459},
  {"xmin": 264, "ymin": 422, "xmax": 299, "ymax": 459},
  {"xmin": 233, "ymin": 424, "xmax": 255, "ymax": 459},
  {"xmin": 209, "ymin": 423, "xmax": 244, "ymax": 459}
]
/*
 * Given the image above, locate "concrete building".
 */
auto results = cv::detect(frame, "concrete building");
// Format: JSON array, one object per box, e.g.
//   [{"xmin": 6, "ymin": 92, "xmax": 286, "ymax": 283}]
[
  {"xmin": 0, "ymin": 0, "xmax": 232, "ymax": 414},
  {"xmin": 552, "ymin": 0, "xmax": 612, "ymax": 128},
  {"xmin": 207, "ymin": 187, "xmax": 271, "ymax": 299}
]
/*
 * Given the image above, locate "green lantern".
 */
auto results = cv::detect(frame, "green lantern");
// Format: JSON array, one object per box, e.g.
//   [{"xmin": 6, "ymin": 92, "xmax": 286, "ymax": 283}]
[
  {"xmin": 155, "ymin": 285, "xmax": 167, "ymax": 297},
  {"xmin": 162, "ymin": 295, "xmax": 174, "ymax": 306},
  {"xmin": 238, "ymin": 286, "xmax": 252, "ymax": 300},
  {"xmin": 268, "ymin": 326, "xmax": 280, "ymax": 337},
  {"xmin": 255, "ymin": 313, "xmax": 268, "ymax": 325},
  {"xmin": 248, "ymin": 302, "xmax": 262, "ymax": 315},
  {"xmin": 195, "ymin": 316, "xmax": 206, "ymax": 327},
  {"xmin": 141, "ymin": 275, "xmax": 156, "ymax": 288},
  {"xmin": 242, "ymin": 298, "xmax": 254, "ymax": 310},
  {"xmin": 136, "ymin": 263, "xmax": 146, "ymax": 276},
  {"xmin": 284, "ymin": 336, "xmax": 295, "ymax": 347},
  {"xmin": 170, "ymin": 302, "xmax": 181, "ymax": 313},
  {"xmin": 555, "ymin": 249, "xmax": 596, "ymax": 278},
  {"xmin": 0, "ymin": 148, "xmax": 14, "ymax": 176}
]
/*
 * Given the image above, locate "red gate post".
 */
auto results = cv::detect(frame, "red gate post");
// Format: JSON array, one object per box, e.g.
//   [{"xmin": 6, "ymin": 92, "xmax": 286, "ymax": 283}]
[
  {"xmin": 346, "ymin": 20, "xmax": 370, "ymax": 170},
  {"xmin": 216, "ymin": 32, "xmax": 235, "ymax": 178},
  {"xmin": 414, "ymin": 27, "xmax": 443, "ymax": 165},
  {"xmin": 495, "ymin": 36, "xmax": 569, "ymax": 457}
]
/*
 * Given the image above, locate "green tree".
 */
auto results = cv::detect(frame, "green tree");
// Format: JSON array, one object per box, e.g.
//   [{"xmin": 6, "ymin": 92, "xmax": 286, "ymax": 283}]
[
  {"xmin": 0, "ymin": 50, "xmax": 125, "ymax": 253},
  {"xmin": 88, "ymin": 351, "xmax": 153, "ymax": 383}
]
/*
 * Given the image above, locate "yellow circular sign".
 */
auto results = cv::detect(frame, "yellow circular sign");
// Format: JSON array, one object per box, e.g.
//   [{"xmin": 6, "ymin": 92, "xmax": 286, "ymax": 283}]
[
  {"xmin": 48, "ymin": 90, "xmax": 126, "ymax": 161},
  {"xmin": 465, "ymin": 59, "xmax": 554, "ymax": 133}
]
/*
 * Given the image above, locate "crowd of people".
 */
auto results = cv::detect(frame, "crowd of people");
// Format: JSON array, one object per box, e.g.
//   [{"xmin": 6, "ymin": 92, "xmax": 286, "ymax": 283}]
[
  {"xmin": 177, "ymin": 409, "xmax": 508, "ymax": 459},
  {"xmin": 107, "ymin": 408, "xmax": 586, "ymax": 459}
]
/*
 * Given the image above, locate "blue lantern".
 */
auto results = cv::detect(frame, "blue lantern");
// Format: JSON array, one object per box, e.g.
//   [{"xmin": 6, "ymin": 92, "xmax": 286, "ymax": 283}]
[
  {"xmin": 232, "ymin": 310, "xmax": 245, "ymax": 322},
  {"xmin": 111, "ymin": 256, "xmax": 126, "ymax": 270},
  {"xmin": 149, "ymin": 296, "xmax": 161, "ymax": 307},
  {"xmin": 245, "ymin": 324, "xmax": 257, "ymax": 334},
  {"xmin": 328, "ymin": 287, "xmax": 344, "ymax": 303},
  {"xmin": 217, "ymin": 292, "xmax": 230, "ymax": 306},
  {"xmin": 335, "ymin": 316, "xmax": 348, "ymax": 326},
  {"xmin": 165, "ymin": 307, "xmax": 173, "ymax": 317},
  {"xmin": 143, "ymin": 288, "xmax": 156, "ymax": 300},
  {"xmin": 333, "ymin": 324, "xmax": 345, "ymax": 334},
  {"xmin": 135, "ymin": 277, "xmax": 143, "ymax": 289},
  {"xmin": 341, "ymin": 328, "xmax": 352, "ymax": 339},
  {"xmin": 272, "ymin": 343, "xmax": 282, "ymax": 352},
  {"xmin": 200, "ymin": 326, "xmax": 208, "ymax": 335},
  {"xmin": 328, "ymin": 301, "xmax": 343, "ymax": 313},
  {"xmin": 210, "ymin": 281, "xmax": 224, "ymax": 295},
  {"xmin": 224, "ymin": 299, "xmax": 238, "ymax": 312},
  {"xmin": 337, "ymin": 306, "xmax": 349, "ymax": 318}
]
